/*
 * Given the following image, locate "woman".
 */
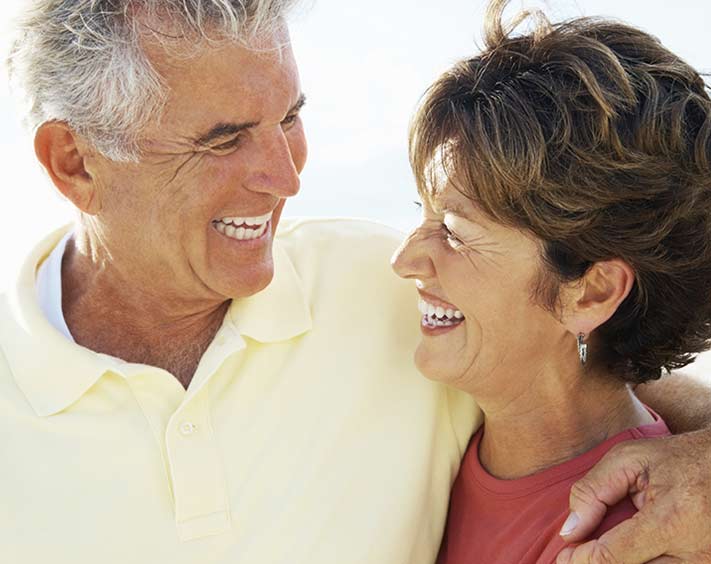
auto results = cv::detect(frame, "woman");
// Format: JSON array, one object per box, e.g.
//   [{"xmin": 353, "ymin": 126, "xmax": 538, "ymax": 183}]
[{"xmin": 392, "ymin": 0, "xmax": 711, "ymax": 562}]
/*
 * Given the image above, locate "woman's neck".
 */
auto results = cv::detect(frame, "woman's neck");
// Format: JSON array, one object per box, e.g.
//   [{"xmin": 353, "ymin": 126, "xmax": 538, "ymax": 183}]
[{"xmin": 474, "ymin": 364, "xmax": 654, "ymax": 480}]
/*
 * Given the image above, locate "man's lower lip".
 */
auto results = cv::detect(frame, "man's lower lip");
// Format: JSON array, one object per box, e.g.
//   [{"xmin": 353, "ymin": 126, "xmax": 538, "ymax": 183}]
[{"xmin": 420, "ymin": 316, "xmax": 464, "ymax": 335}]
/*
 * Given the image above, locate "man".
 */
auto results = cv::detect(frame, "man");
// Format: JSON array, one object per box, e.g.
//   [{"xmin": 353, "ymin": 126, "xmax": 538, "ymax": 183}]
[{"xmin": 1, "ymin": 1, "xmax": 709, "ymax": 563}]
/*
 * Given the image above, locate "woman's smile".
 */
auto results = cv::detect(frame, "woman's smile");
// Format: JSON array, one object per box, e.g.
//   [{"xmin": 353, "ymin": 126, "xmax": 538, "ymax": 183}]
[{"xmin": 417, "ymin": 290, "xmax": 465, "ymax": 335}]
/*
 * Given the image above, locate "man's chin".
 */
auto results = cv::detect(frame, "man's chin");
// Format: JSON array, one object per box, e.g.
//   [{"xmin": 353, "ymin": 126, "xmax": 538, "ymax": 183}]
[
  {"xmin": 202, "ymin": 226, "xmax": 277, "ymax": 299},
  {"xmin": 216, "ymin": 264, "xmax": 275, "ymax": 300}
]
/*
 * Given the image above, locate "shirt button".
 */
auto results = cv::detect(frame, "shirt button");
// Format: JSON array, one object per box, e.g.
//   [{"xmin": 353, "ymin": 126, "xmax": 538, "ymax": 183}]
[{"xmin": 179, "ymin": 421, "xmax": 197, "ymax": 436}]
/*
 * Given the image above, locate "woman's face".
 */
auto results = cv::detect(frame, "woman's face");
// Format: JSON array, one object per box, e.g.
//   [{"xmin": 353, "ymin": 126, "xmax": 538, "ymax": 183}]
[{"xmin": 391, "ymin": 184, "xmax": 568, "ymax": 395}]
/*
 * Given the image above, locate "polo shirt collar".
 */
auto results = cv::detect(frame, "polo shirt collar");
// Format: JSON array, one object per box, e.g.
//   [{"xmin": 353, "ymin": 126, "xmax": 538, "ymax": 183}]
[
  {"xmin": 0, "ymin": 226, "xmax": 110, "ymax": 417},
  {"xmin": 227, "ymin": 238, "xmax": 312, "ymax": 343},
  {"xmin": 1, "ymin": 226, "xmax": 312, "ymax": 417}
]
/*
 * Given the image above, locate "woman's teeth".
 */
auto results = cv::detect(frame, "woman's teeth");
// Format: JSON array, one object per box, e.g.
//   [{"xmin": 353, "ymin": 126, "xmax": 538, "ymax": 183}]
[
  {"xmin": 418, "ymin": 298, "xmax": 464, "ymax": 328},
  {"xmin": 214, "ymin": 212, "xmax": 272, "ymax": 241}
]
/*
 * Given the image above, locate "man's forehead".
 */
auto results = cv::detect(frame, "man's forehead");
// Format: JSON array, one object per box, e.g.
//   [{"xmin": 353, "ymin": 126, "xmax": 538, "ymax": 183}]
[{"xmin": 138, "ymin": 31, "xmax": 300, "ymax": 148}]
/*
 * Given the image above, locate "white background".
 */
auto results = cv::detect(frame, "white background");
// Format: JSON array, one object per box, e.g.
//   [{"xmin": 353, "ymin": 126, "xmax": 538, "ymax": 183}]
[{"xmin": 1, "ymin": 0, "xmax": 710, "ymax": 375}]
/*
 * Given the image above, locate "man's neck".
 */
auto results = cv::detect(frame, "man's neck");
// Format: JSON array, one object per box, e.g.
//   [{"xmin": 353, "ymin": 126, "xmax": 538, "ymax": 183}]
[
  {"xmin": 61, "ymin": 235, "xmax": 230, "ymax": 389},
  {"xmin": 474, "ymin": 362, "xmax": 654, "ymax": 480}
]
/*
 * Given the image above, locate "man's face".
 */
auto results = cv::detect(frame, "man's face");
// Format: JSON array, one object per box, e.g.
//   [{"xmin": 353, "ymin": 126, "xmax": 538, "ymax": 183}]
[{"xmin": 83, "ymin": 29, "xmax": 307, "ymax": 303}]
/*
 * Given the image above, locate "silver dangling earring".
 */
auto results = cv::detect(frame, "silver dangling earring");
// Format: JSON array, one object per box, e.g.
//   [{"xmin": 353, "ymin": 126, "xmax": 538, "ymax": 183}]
[{"xmin": 577, "ymin": 333, "xmax": 588, "ymax": 366}]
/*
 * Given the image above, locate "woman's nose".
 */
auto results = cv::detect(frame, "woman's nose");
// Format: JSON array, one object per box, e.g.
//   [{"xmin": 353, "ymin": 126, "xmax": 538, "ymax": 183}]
[{"xmin": 391, "ymin": 228, "xmax": 435, "ymax": 281}]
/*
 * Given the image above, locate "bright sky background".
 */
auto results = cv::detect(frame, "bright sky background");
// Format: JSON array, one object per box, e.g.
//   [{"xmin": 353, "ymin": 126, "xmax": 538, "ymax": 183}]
[{"xmin": 1, "ymin": 0, "xmax": 711, "ymax": 375}]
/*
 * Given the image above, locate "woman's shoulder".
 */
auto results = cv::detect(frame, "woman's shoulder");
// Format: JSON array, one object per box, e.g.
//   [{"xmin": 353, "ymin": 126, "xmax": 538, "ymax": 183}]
[
  {"xmin": 537, "ymin": 411, "xmax": 672, "ymax": 562},
  {"xmin": 448, "ymin": 411, "xmax": 672, "ymax": 564}
]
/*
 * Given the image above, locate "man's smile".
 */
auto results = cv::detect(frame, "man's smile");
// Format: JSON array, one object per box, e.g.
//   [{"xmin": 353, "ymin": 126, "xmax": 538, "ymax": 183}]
[{"xmin": 212, "ymin": 211, "xmax": 273, "ymax": 241}]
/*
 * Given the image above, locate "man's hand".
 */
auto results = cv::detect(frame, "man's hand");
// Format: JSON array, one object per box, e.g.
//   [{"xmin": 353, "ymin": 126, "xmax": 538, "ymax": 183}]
[{"xmin": 555, "ymin": 429, "xmax": 711, "ymax": 564}]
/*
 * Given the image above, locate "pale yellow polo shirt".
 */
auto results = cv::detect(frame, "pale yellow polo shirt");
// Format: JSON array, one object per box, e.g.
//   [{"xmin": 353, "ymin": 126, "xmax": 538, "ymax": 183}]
[{"xmin": 0, "ymin": 217, "xmax": 480, "ymax": 564}]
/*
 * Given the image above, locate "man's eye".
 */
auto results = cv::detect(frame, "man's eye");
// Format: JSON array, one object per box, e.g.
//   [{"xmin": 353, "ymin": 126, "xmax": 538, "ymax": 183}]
[
  {"xmin": 281, "ymin": 113, "xmax": 299, "ymax": 128},
  {"xmin": 212, "ymin": 136, "xmax": 242, "ymax": 152}
]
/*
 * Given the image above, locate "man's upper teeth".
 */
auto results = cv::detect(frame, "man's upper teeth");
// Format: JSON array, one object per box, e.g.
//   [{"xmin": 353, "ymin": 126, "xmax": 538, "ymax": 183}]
[
  {"xmin": 214, "ymin": 211, "xmax": 272, "ymax": 241},
  {"xmin": 220, "ymin": 211, "xmax": 272, "ymax": 226},
  {"xmin": 418, "ymin": 299, "xmax": 464, "ymax": 320},
  {"xmin": 215, "ymin": 220, "xmax": 269, "ymax": 240}
]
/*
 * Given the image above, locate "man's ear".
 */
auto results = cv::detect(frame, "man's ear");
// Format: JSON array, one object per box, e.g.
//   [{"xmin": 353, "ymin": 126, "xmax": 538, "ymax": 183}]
[
  {"xmin": 562, "ymin": 259, "xmax": 635, "ymax": 336},
  {"xmin": 34, "ymin": 122, "xmax": 101, "ymax": 214}
]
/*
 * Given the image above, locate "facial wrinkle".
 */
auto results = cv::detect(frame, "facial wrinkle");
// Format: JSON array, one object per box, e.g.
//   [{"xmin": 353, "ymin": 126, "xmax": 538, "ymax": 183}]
[{"xmin": 164, "ymin": 150, "xmax": 203, "ymax": 186}]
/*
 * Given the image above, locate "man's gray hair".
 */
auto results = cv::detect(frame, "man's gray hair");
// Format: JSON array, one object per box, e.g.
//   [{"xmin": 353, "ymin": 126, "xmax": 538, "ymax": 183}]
[{"xmin": 7, "ymin": 1, "xmax": 298, "ymax": 162}]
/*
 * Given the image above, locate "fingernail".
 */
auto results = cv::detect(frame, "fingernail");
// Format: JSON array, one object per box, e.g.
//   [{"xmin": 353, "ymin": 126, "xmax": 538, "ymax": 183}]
[{"xmin": 559, "ymin": 512, "xmax": 579, "ymax": 536}]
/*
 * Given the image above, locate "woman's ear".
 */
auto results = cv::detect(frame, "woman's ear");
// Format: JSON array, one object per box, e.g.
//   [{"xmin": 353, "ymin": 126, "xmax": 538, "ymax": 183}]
[
  {"xmin": 34, "ymin": 122, "xmax": 101, "ymax": 214},
  {"xmin": 561, "ymin": 259, "xmax": 635, "ymax": 336}
]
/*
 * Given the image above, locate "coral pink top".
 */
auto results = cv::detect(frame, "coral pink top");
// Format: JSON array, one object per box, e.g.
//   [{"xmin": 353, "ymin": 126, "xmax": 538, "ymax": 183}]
[{"xmin": 437, "ymin": 411, "xmax": 670, "ymax": 564}]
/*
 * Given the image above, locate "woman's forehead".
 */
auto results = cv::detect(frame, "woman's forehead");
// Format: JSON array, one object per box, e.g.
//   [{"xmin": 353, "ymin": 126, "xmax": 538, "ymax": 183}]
[{"xmin": 427, "ymin": 182, "xmax": 476, "ymax": 218}]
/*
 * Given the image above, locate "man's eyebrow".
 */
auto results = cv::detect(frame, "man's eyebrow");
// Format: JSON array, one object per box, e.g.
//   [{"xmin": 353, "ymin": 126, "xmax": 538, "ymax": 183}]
[
  {"xmin": 194, "ymin": 121, "xmax": 257, "ymax": 146},
  {"xmin": 193, "ymin": 93, "xmax": 307, "ymax": 147},
  {"xmin": 290, "ymin": 93, "xmax": 307, "ymax": 114}
]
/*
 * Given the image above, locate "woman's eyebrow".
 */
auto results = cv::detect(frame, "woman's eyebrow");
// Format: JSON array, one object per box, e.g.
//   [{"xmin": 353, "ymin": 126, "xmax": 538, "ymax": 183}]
[{"xmin": 439, "ymin": 199, "xmax": 469, "ymax": 218}]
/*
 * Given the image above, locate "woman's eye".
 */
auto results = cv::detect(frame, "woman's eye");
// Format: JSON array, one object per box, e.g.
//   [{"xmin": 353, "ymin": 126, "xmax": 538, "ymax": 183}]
[{"xmin": 443, "ymin": 224, "xmax": 463, "ymax": 248}]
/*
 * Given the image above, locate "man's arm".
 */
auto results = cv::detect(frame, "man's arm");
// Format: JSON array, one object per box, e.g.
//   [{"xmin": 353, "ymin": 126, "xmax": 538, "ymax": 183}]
[
  {"xmin": 636, "ymin": 370, "xmax": 711, "ymax": 433},
  {"xmin": 556, "ymin": 370, "xmax": 711, "ymax": 564}
]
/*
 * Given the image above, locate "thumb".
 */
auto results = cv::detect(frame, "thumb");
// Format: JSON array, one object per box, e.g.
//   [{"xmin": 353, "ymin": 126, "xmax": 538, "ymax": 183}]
[{"xmin": 560, "ymin": 447, "xmax": 649, "ymax": 542}]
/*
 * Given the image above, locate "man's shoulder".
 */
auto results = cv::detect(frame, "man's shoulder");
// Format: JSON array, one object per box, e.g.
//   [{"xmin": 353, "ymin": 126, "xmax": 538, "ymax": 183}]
[
  {"xmin": 0, "ymin": 293, "xmax": 26, "ymax": 414},
  {"xmin": 274, "ymin": 216, "xmax": 418, "ymax": 329},
  {"xmin": 275, "ymin": 217, "xmax": 405, "ymax": 284},
  {"xmin": 0, "ymin": 292, "xmax": 19, "ymax": 372},
  {"xmin": 0, "ymin": 291, "xmax": 14, "ymax": 347}
]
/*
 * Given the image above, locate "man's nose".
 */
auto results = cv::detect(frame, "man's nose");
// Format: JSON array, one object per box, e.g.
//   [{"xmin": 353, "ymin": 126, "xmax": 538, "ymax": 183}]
[
  {"xmin": 244, "ymin": 128, "xmax": 301, "ymax": 198},
  {"xmin": 391, "ymin": 228, "xmax": 435, "ymax": 281}
]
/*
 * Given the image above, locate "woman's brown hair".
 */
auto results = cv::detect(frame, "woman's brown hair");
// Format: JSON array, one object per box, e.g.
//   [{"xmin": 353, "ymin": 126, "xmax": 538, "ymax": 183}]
[{"xmin": 410, "ymin": 0, "xmax": 711, "ymax": 383}]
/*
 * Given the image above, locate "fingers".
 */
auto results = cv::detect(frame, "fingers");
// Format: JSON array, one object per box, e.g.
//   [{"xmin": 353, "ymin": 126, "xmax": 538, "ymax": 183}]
[
  {"xmin": 558, "ymin": 431, "xmax": 711, "ymax": 563},
  {"xmin": 561, "ymin": 445, "xmax": 649, "ymax": 542},
  {"xmin": 555, "ymin": 543, "xmax": 627, "ymax": 564},
  {"xmin": 556, "ymin": 545, "xmax": 685, "ymax": 564},
  {"xmin": 556, "ymin": 513, "xmax": 667, "ymax": 564},
  {"xmin": 556, "ymin": 545, "xmax": 601, "ymax": 564}
]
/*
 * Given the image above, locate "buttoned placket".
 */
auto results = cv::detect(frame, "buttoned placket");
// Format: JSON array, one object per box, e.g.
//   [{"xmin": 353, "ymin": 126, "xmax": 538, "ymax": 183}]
[
  {"xmin": 165, "ymin": 388, "xmax": 231, "ymax": 541},
  {"xmin": 117, "ymin": 322, "xmax": 246, "ymax": 542},
  {"xmin": 163, "ymin": 324, "xmax": 247, "ymax": 541}
]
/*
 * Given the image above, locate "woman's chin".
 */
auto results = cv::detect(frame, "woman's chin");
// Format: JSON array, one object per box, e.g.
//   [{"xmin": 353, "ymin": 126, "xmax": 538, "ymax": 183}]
[
  {"xmin": 415, "ymin": 344, "xmax": 456, "ymax": 384},
  {"xmin": 414, "ymin": 334, "xmax": 478, "ymax": 389}
]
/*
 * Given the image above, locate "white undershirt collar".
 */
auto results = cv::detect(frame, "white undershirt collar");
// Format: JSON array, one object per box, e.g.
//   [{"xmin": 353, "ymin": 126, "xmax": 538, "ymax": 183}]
[{"xmin": 35, "ymin": 231, "xmax": 75, "ymax": 342}]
